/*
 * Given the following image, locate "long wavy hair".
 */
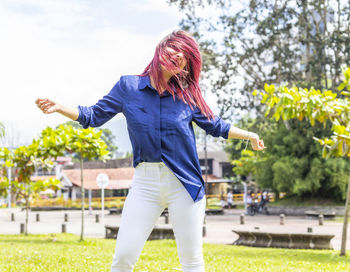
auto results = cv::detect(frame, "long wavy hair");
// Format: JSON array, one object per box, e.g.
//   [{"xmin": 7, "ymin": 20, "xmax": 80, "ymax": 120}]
[{"xmin": 140, "ymin": 30, "xmax": 214, "ymax": 120}]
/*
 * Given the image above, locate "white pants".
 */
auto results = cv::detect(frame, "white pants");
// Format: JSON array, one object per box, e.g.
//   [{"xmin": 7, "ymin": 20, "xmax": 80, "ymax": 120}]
[{"xmin": 110, "ymin": 162, "xmax": 206, "ymax": 272}]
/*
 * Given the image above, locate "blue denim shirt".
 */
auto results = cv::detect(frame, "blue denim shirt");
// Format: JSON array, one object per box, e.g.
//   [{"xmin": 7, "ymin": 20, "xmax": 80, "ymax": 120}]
[{"xmin": 77, "ymin": 75, "xmax": 231, "ymax": 202}]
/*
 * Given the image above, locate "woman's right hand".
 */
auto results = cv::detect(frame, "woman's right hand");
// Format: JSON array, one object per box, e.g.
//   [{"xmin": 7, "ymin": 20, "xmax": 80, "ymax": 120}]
[
  {"xmin": 249, "ymin": 132, "xmax": 266, "ymax": 151},
  {"xmin": 35, "ymin": 98, "xmax": 61, "ymax": 114},
  {"xmin": 35, "ymin": 98, "xmax": 80, "ymax": 121}
]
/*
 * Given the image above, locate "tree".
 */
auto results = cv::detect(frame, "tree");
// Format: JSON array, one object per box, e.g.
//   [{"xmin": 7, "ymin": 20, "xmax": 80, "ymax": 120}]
[
  {"xmin": 0, "ymin": 143, "xmax": 61, "ymax": 235},
  {"xmin": 168, "ymin": 0, "xmax": 350, "ymax": 119},
  {"xmin": 0, "ymin": 147, "xmax": 12, "ymax": 199},
  {"xmin": 1, "ymin": 124, "xmax": 109, "ymax": 239},
  {"xmin": 228, "ymin": 116, "xmax": 350, "ymax": 201},
  {"xmin": 255, "ymin": 67, "xmax": 350, "ymax": 255},
  {"xmin": 58, "ymin": 121, "xmax": 118, "ymax": 159},
  {"xmin": 39, "ymin": 124, "xmax": 110, "ymax": 241},
  {"xmin": 0, "ymin": 122, "xmax": 4, "ymax": 139},
  {"xmin": 232, "ymin": 150, "xmax": 257, "ymax": 179},
  {"xmin": 99, "ymin": 128, "xmax": 118, "ymax": 156},
  {"xmin": 123, "ymin": 151, "xmax": 133, "ymax": 158}
]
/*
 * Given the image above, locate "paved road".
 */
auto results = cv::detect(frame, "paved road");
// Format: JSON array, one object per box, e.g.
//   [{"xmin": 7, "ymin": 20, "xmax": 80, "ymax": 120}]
[{"xmin": 0, "ymin": 208, "xmax": 348, "ymax": 250}]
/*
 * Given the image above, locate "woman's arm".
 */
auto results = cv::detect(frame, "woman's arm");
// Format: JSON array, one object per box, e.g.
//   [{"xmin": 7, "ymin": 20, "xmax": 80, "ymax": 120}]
[
  {"xmin": 228, "ymin": 126, "xmax": 257, "ymax": 140},
  {"xmin": 191, "ymin": 108, "xmax": 266, "ymax": 151},
  {"xmin": 228, "ymin": 125, "xmax": 266, "ymax": 151},
  {"xmin": 35, "ymin": 98, "xmax": 79, "ymax": 120},
  {"xmin": 36, "ymin": 77, "xmax": 126, "ymax": 128}
]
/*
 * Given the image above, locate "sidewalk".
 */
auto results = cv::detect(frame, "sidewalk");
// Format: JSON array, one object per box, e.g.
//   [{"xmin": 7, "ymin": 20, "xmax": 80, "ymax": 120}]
[
  {"xmin": 204, "ymin": 209, "xmax": 350, "ymax": 251},
  {"xmin": 0, "ymin": 208, "xmax": 348, "ymax": 250}
]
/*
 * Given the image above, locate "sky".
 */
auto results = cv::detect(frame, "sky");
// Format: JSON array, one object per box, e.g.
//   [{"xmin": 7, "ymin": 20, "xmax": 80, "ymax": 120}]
[{"xmin": 0, "ymin": 0, "xmax": 226, "ymax": 152}]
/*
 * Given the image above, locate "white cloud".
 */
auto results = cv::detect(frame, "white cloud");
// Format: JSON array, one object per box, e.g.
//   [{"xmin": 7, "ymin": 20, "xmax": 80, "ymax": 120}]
[
  {"xmin": 0, "ymin": 0, "xmax": 231, "ymax": 149},
  {"xmin": 0, "ymin": 0, "xmax": 183, "ymax": 146},
  {"xmin": 128, "ymin": 0, "xmax": 181, "ymax": 15}
]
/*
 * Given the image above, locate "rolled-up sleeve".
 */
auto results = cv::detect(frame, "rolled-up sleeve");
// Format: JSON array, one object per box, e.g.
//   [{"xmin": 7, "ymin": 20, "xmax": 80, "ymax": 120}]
[
  {"xmin": 192, "ymin": 108, "xmax": 231, "ymax": 139},
  {"xmin": 77, "ymin": 77, "xmax": 125, "ymax": 129}
]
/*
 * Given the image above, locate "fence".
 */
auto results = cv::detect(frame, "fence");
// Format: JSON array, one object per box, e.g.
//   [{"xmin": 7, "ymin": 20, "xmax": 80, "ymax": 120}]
[
  {"xmin": 30, "ymin": 196, "xmax": 126, "ymax": 209},
  {"xmin": 31, "ymin": 193, "xmax": 275, "ymax": 208}
]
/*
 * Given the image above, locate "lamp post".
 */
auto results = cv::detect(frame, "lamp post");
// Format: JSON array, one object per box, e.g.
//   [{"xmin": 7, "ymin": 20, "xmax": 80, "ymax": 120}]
[
  {"xmin": 96, "ymin": 173, "xmax": 109, "ymax": 222},
  {"xmin": 243, "ymin": 181, "xmax": 248, "ymax": 215},
  {"xmin": 203, "ymin": 86, "xmax": 208, "ymax": 207},
  {"xmin": 88, "ymin": 189, "xmax": 92, "ymax": 215}
]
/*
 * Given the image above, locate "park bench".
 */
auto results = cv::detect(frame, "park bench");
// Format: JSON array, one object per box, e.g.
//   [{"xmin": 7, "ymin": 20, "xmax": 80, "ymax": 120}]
[
  {"xmin": 205, "ymin": 209, "xmax": 224, "ymax": 215},
  {"xmin": 161, "ymin": 207, "xmax": 224, "ymax": 215},
  {"xmin": 304, "ymin": 211, "xmax": 336, "ymax": 220},
  {"xmin": 108, "ymin": 208, "xmax": 122, "ymax": 215},
  {"xmin": 105, "ymin": 224, "xmax": 206, "ymax": 240},
  {"xmin": 232, "ymin": 230, "xmax": 334, "ymax": 250}
]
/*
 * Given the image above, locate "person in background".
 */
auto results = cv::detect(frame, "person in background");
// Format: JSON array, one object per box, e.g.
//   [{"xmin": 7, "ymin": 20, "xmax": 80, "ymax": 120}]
[
  {"xmin": 258, "ymin": 190, "xmax": 269, "ymax": 212},
  {"xmin": 227, "ymin": 190, "xmax": 233, "ymax": 209},
  {"xmin": 245, "ymin": 190, "xmax": 253, "ymax": 214},
  {"xmin": 245, "ymin": 190, "xmax": 252, "ymax": 203}
]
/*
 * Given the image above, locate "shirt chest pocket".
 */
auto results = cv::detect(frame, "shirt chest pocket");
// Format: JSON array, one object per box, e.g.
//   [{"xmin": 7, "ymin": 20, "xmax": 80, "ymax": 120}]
[
  {"xmin": 126, "ymin": 105, "xmax": 149, "ymax": 132},
  {"xmin": 165, "ymin": 108, "xmax": 192, "ymax": 136}
]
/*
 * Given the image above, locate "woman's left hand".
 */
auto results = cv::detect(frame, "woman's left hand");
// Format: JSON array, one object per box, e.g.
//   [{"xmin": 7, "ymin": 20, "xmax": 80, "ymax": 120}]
[{"xmin": 249, "ymin": 133, "xmax": 266, "ymax": 151}]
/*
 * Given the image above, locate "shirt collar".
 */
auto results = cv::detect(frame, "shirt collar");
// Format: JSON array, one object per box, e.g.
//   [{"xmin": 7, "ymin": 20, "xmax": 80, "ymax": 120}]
[
  {"xmin": 139, "ymin": 75, "xmax": 154, "ymax": 91},
  {"xmin": 139, "ymin": 75, "xmax": 175, "ymax": 97}
]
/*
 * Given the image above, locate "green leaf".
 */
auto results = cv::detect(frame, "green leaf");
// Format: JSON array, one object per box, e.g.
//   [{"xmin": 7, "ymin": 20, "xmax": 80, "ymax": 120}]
[
  {"xmin": 310, "ymin": 117, "xmax": 315, "ymax": 126},
  {"xmin": 49, "ymin": 149, "xmax": 58, "ymax": 157},
  {"xmin": 261, "ymin": 93, "xmax": 269, "ymax": 104},
  {"xmin": 344, "ymin": 68, "xmax": 350, "ymax": 81},
  {"xmin": 322, "ymin": 146, "xmax": 327, "ymax": 158},
  {"xmin": 340, "ymin": 91, "xmax": 350, "ymax": 96},
  {"xmin": 337, "ymin": 82, "xmax": 348, "ymax": 91}
]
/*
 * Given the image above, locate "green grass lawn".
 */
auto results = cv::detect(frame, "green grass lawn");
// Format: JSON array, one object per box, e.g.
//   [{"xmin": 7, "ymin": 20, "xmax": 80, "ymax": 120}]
[
  {"xmin": 335, "ymin": 216, "xmax": 350, "ymax": 223},
  {"xmin": 0, "ymin": 233, "xmax": 350, "ymax": 272}
]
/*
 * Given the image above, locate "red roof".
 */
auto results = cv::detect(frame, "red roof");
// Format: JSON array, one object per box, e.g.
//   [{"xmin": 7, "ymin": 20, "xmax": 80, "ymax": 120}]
[
  {"xmin": 29, "ymin": 168, "xmax": 225, "ymax": 190},
  {"xmin": 203, "ymin": 174, "xmax": 222, "ymax": 181},
  {"xmin": 63, "ymin": 168, "xmax": 134, "ymax": 190},
  {"xmin": 31, "ymin": 176, "xmax": 56, "ymax": 181}
]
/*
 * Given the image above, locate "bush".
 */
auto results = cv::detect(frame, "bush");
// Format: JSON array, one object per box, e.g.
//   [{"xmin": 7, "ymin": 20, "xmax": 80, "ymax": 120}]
[{"xmin": 30, "ymin": 196, "xmax": 125, "ymax": 210}]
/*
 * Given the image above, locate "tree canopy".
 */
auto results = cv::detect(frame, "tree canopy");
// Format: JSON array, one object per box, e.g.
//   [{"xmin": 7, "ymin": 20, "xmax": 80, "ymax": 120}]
[
  {"xmin": 255, "ymin": 66, "xmax": 350, "ymax": 256},
  {"xmin": 168, "ymin": 0, "xmax": 350, "ymax": 119},
  {"xmin": 58, "ymin": 121, "xmax": 118, "ymax": 159}
]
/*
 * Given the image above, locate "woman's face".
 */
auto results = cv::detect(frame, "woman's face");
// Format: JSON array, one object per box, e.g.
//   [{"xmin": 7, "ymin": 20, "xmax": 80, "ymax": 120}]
[{"xmin": 160, "ymin": 47, "xmax": 187, "ymax": 77}]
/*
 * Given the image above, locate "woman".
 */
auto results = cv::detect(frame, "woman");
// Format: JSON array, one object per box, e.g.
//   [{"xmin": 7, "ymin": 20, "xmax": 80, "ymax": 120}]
[{"xmin": 36, "ymin": 30, "xmax": 265, "ymax": 272}]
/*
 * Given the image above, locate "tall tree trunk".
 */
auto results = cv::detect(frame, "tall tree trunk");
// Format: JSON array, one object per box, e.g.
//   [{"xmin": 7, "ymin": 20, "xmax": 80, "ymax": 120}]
[
  {"xmin": 25, "ymin": 195, "xmax": 29, "ymax": 235},
  {"xmin": 24, "ymin": 181, "xmax": 31, "ymax": 235},
  {"xmin": 80, "ymin": 155, "xmax": 84, "ymax": 241},
  {"xmin": 322, "ymin": 0, "xmax": 328, "ymax": 90},
  {"xmin": 332, "ymin": 0, "xmax": 341, "ymax": 89},
  {"xmin": 347, "ymin": 0, "xmax": 350, "ymax": 67},
  {"xmin": 340, "ymin": 175, "xmax": 350, "ymax": 256},
  {"xmin": 303, "ymin": 0, "xmax": 312, "ymax": 84}
]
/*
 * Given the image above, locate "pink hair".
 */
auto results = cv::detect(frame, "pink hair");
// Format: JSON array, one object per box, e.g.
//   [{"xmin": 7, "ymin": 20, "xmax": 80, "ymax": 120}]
[{"xmin": 140, "ymin": 30, "xmax": 214, "ymax": 120}]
